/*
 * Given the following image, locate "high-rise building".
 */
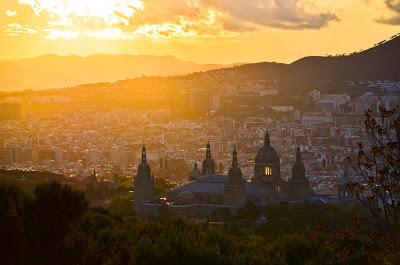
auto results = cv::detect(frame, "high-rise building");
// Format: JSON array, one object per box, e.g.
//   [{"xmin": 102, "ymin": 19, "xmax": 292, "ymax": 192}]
[{"xmin": 0, "ymin": 144, "xmax": 27, "ymax": 164}]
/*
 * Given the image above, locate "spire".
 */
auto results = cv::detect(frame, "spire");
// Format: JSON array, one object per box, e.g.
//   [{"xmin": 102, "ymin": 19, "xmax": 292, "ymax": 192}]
[
  {"xmin": 206, "ymin": 141, "xmax": 211, "ymax": 159},
  {"xmin": 141, "ymin": 145, "xmax": 147, "ymax": 163},
  {"xmin": 264, "ymin": 130, "xmax": 270, "ymax": 146},
  {"xmin": 202, "ymin": 141, "xmax": 215, "ymax": 175},
  {"xmin": 296, "ymin": 146, "xmax": 302, "ymax": 163},
  {"xmin": 232, "ymin": 145, "xmax": 238, "ymax": 167}
]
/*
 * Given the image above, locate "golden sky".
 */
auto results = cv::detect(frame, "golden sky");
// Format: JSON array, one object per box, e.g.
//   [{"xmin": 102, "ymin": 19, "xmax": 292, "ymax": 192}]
[{"xmin": 1, "ymin": 0, "xmax": 400, "ymax": 64}]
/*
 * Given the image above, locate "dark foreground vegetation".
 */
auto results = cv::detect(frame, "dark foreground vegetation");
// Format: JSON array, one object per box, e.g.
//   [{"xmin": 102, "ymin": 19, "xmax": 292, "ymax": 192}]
[{"xmin": 1, "ymin": 181, "xmax": 399, "ymax": 265}]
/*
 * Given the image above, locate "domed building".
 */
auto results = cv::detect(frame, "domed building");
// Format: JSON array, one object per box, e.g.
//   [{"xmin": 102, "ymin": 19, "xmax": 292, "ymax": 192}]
[
  {"xmin": 135, "ymin": 132, "xmax": 313, "ymax": 220},
  {"xmin": 254, "ymin": 131, "xmax": 286, "ymax": 193}
]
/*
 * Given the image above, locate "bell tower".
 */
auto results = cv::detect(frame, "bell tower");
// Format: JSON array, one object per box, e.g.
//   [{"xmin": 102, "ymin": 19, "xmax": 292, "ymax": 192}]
[
  {"xmin": 288, "ymin": 147, "xmax": 309, "ymax": 200},
  {"xmin": 224, "ymin": 147, "xmax": 246, "ymax": 207},
  {"xmin": 133, "ymin": 145, "xmax": 155, "ymax": 219},
  {"xmin": 202, "ymin": 141, "xmax": 216, "ymax": 175}
]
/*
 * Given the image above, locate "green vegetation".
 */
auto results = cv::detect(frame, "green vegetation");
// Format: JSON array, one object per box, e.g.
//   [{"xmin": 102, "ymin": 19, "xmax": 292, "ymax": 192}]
[{"xmin": 1, "ymin": 181, "xmax": 399, "ymax": 265}]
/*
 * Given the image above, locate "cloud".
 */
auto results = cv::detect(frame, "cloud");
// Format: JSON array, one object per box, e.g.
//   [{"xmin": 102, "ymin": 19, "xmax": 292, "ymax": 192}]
[
  {"xmin": 4, "ymin": 23, "xmax": 37, "ymax": 36},
  {"xmin": 5, "ymin": 0, "xmax": 339, "ymax": 39},
  {"xmin": 366, "ymin": 0, "xmax": 400, "ymax": 25},
  {"xmin": 204, "ymin": 0, "xmax": 339, "ymax": 30},
  {"xmin": 5, "ymin": 9, "xmax": 17, "ymax": 17},
  {"xmin": 379, "ymin": 0, "xmax": 400, "ymax": 25}
]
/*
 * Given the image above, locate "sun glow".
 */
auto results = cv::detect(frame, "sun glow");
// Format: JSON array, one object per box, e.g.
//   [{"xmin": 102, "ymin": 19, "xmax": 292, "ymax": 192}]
[
  {"xmin": 19, "ymin": 0, "xmax": 144, "ymax": 26},
  {"xmin": 1, "ymin": 0, "xmax": 400, "ymax": 63}
]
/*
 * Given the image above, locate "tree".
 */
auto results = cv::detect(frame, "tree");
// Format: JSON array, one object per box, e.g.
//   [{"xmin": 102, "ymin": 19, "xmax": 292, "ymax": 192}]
[
  {"xmin": 106, "ymin": 194, "xmax": 134, "ymax": 217},
  {"xmin": 348, "ymin": 106, "xmax": 400, "ymax": 229},
  {"xmin": 26, "ymin": 181, "xmax": 89, "ymax": 264},
  {"xmin": 0, "ymin": 184, "xmax": 30, "ymax": 264}
]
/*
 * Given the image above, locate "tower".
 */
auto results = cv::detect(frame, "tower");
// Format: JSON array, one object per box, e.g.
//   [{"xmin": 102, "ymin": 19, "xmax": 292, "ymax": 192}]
[
  {"xmin": 288, "ymin": 147, "xmax": 309, "ymax": 200},
  {"xmin": 133, "ymin": 145, "xmax": 155, "ymax": 219},
  {"xmin": 202, "ymin": 141, "xmax": 215, "ymax": 175},
  {"xmin": 224, "ymin": 147, "xmax": 246, "ymax": 207},
  {"xmin": 188, "ymin": 161, "xmax": 200, "ymax": 181},
  {"xmin": 254, "ymin": 131, "xmax": 282, "ymax": 189},
  {"xmin": 337, "ymin": 163, "xmax": 352, "ymax": 200}
]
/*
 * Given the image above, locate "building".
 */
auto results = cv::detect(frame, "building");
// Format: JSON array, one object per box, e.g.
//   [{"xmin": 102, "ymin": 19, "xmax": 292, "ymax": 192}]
[
  {"xmin": 202, "ymin": 141, "xmax": 216, "ymax": 175},
  {"xmin": 223, "ymin": 147, "xmax": 246, "ymax": 207},
  {"xmin": 135, "ymin": 132, "xmax": 310, "ymax": 219},
  {"xmin": 133, "ymin": 146, "xmax": 155, "ymax": 219},
  {"xmin": 253, "ymin": 131, "xmax": 285, "ymax": 192},
  {"xmin": 288, "ymin": 147, "xmax": 309, "ymax": 200},
  {"xmin": 0, "ymin": 102, "xmax": 21, "ymax": 121},
  {"xmin": 188, "ymin": 161, "xmax": 200, "ymax": 182},
  {"xmin": 133, "ymin": 131, "xmax": 359, "ymax": 220},
  {"xmin": 337, "ymin": 165, "xmax": 352, "ymax": 200},
  {"xmin": 301, "ymin": 113, "xmax": 334, "ymax": 125}
]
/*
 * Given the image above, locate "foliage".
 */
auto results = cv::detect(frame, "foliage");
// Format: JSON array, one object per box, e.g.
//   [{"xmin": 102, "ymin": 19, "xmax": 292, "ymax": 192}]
[
  {"xmin": 106, "ymin": 194, "xmax": 134, "ymax": 218},
  {"xmin": 154, "ymin": 178, "xmax": 175, "ymax": 197},
  {"xmin": 1, "ymin": 181, "xmax": 400, "ymax": 265},
  {"xmin": 349, "ymin": 106, "xmax": 400, "ymax": 229}
]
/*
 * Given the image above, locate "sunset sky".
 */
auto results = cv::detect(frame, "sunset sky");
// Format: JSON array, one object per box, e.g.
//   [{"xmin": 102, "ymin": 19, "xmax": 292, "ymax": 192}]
[{"xmin": 1, "ymin": 0, "xmax": 400, "ymax": 64}]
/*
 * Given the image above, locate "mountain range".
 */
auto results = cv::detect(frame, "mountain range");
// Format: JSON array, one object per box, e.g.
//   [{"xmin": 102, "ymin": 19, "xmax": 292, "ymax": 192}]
[
  {"xmin": 0, "ymin": 33, "xmax": 399, "ymax": 92},
  {"xmin": 0, "ymin": 54, "xmax": 225, "ymax": 91}
]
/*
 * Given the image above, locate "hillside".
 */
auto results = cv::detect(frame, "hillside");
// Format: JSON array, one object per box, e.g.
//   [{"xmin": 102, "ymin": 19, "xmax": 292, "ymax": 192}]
[
  {"xmin": 0, "ymin": 54, "xmax": 225, "ymax": 91},
  {"xmin": 284, "ymin": 33, "xmax": 400, "ymax": 92},
  {"xmin": 237, "ymin": 33, "xmax": 400, "ymax": 93}
]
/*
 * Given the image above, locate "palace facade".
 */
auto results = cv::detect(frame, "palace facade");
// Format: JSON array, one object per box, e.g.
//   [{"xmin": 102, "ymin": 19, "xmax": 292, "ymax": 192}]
[{"xmin": 133, "ymin": 131, "xmax": 312, "ymax": 220}]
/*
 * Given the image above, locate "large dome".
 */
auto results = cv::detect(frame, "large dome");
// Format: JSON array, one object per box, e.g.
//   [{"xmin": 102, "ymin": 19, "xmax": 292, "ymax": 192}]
[
  {"xmin": 255, "ymin": 131, "xmax": 279, "ymax": 163},
  {"xmin": 255, "ymin": 145, "xmax": 279, "ymax": 163}
]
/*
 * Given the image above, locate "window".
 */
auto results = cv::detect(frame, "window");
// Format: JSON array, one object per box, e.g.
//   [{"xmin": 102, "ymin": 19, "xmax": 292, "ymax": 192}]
[{"xmin": 265, "ymin": 166, "xmax": 272, "ymax": 176}]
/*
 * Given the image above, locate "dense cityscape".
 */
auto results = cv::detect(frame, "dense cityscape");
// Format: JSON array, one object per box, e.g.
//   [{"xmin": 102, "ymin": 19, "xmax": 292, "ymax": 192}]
[
  {"xmin": 1, "ymin": 81, "xmax": 398, "ymax": 198},
  {"xmin": 1, "ymin": 1, "xmax": 400, "ymax": 263}
]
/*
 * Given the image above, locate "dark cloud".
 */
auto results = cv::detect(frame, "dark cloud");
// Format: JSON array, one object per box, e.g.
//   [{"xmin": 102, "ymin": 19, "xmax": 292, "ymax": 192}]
[
  {"xmin": 376, "ymin": 0, "xmax": 400, "ymax": 25},
  {"xmin": 204, "ymin": 0, "xmax": 339, "ymax": 30}
]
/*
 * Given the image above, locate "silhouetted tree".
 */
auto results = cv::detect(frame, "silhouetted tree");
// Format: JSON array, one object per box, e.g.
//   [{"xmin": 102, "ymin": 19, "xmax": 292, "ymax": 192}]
[
  {"xmin": 0, "ymin": 184, "xmax": 30, "ymax": 264},
  {"xmin": 349, "ymin": 107, "xmax": 400, "ymax": 230},
  {"xmin": 26, "ymin": 181, "xmax": 89, "ymax": 264}
]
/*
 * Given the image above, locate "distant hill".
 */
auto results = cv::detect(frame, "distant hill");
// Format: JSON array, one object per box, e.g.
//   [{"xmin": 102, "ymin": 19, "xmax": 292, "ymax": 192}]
[
  {"xmin": 0, "ymin": 54, "xmax": 225, "ymax": 91},
  {"xmin": 228, "ymin": 33, "xmax": 400, "ymax": 93}
]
